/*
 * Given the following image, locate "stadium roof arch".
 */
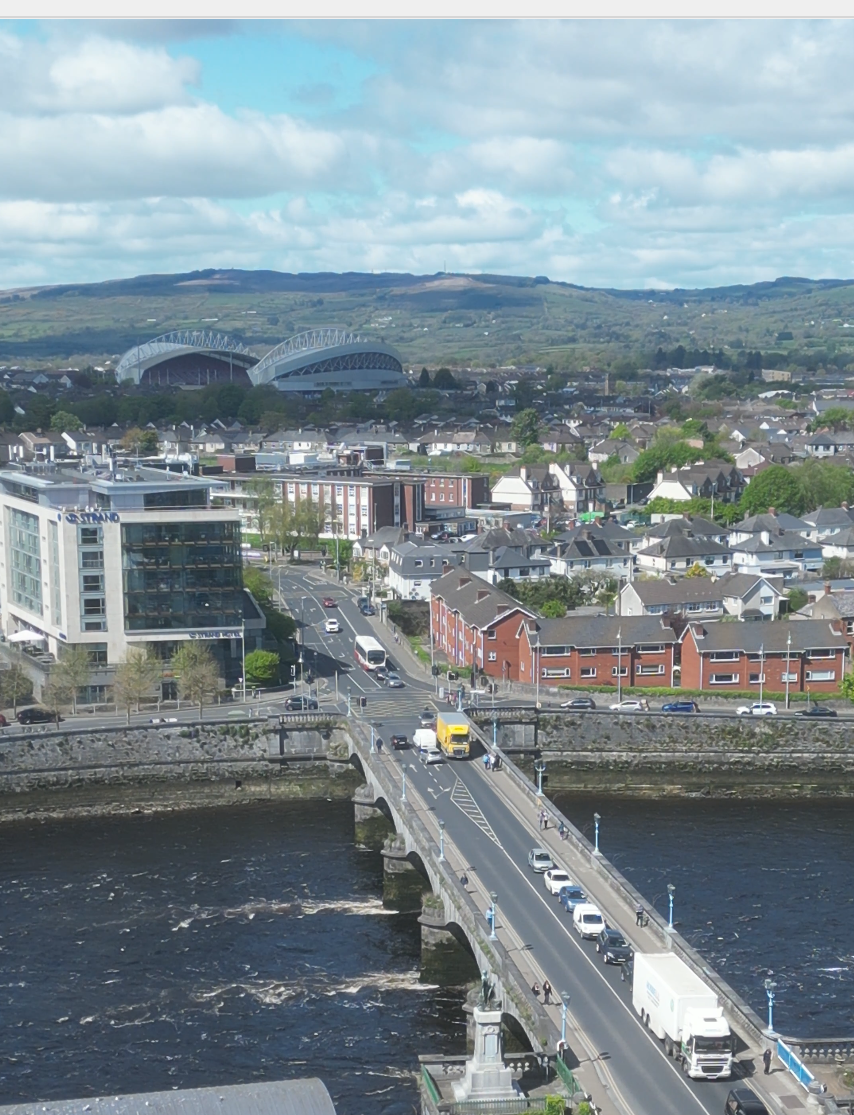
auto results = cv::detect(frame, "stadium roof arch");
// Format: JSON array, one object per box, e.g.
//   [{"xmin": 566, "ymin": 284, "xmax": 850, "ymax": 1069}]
[
  {"xmin": 250, "ymin": 328, "xmax": 406, "ymax": 393},
  {"xmin": 115, "ymin": 331, "xmax": 258, "ymax": 388}
]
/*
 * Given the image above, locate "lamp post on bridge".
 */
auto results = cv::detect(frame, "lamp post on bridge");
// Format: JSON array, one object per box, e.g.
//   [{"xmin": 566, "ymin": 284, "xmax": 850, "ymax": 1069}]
[
  {"xmin": 764, "ymin": 978, "xmax": 777, "ymax": 1037},
  {"xmin": 489, "ymin": 892, "xmax": 498, "ymax": 941},
  {"xmin": 593, "ymin": 812, "xmax": 601, "ymax": 855},
  {"xmin": 667, "ymin": 883, "xmax": 675, "ymax": 931},
  {"xmin": 785, "ymin": 631, "xmax": 792, "ymax": 710},
  {"xmin": 534, "ymin": 758, "xmax": 546, "ymax": 797},
  {"xmin": 346, "ymin": 687, "xmax": 352, "ymax": 716},
  {"xmin": 560, "ymin": 992, "xmax": 571, "ymax": 1045},
  {"xmin": 370, "ymin": 725, "xmax": 376, "ymax": 753},
  {"xmin": 438, "ymin": 819, "xmax": 446, "ymax": 862},
  {"xmin": 402, "ymin": 764, "xmax": 410, "ymax": 804}
]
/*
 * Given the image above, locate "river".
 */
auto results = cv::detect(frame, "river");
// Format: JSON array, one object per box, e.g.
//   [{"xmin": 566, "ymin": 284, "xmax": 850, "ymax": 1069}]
[{"xmin": 0, "ymin": 797, "xmax": 851, "ymax": 1113}]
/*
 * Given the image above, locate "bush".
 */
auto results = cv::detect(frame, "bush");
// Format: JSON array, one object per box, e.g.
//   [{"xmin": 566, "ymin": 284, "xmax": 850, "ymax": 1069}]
[{"xmin": 387, "ymin": 599, "xmax": 430, "ymax": 636}]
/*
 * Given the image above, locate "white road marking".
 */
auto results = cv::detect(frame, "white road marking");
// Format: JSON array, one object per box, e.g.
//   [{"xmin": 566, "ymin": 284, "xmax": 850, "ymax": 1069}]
[{"xmin": 451, "ymin": 778, "xmax": 503, "ymax": 847}]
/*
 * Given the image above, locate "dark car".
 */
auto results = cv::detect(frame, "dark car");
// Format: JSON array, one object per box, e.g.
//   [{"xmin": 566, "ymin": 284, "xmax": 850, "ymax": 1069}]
[
  {"xmin": 360, "ymin": 604, "xmax": 376, "ymax": 616},
  {"xmin": 561, "ymin": 697, "xmax": 596, "ymax": 710},
  {"xmin": 283, "ymin": 696, "xmax": 319, "ymax": 712},
  {"xmin": 391, "ymin": 734, "xmax": 408, "ymax": 750},
  {"xmin": 595, "ymin": 927, "xmax": 633, "ymax": 964},
  {"xmin": 374, "ymin": 668, "xmax": 389, "ymax": 684},
  {"xmin": 17, "ymin": 707, "xmax": 61, "ymax": 725},
  {"xmin": 799, "ymin": 703, "xmax": 837, "ymax": 717},
  {"xmin": 662, "ymin": 700, "xmax": 700, "ymax": 713},
  {"xmin": 725, "ymin": 1087, "xmax": 770, "ymax": 1115}
]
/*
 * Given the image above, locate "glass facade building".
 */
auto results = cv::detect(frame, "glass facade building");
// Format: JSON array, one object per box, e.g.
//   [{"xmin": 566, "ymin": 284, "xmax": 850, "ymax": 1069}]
[
  {"xmin": 121, "ymin": 521, "xmax": 243, "ymax": 631},
  {"xmin": 8, "ymin": 508, "xmax": 42, "ymax": 616}
]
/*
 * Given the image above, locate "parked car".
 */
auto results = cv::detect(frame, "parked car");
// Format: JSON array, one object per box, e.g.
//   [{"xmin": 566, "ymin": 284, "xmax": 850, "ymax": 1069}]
[
  {"xmin": 799, "ymin": 703, "xmax": 837, "ymax": 717},
  {"xmin": 360, "ymin": 604, "xmax": 376, "ymax": 616},
  {"xmin": 725, "ymin": 1087, "xmax": 770, "ymax": 1115},
  {"xmin": 610, "ymin": 698, "xmax": 649, "ymax": 712},
  {"xmin": 283, "ymin": 696, "xmax": 319, "ymax": 711},
  {"xmin": 558, "ymin": 885, "xmax": 588, "ymax": 913},
  {"xmin": 736, "ymin": 702, "xmax": 777, "ymax": 717},
  {"xmin": 572, "ymin": 903, "xmax": 605, "ymax": 938},
  {"xmin": 17, "ymin": 707, "xmax": 61, "ymax": 725},
  {"xmin": 561, "ymin": 697, "xmax": 596, "ymax": 710},
  {"xmin": 543, "ymin": 868, "xmax": 573, "ymax": 895},
  {"xmin": 527, "ymin": 848, "xmax": 555, "ymax": 874},
  {"xmin": 595, "ymin": 927, "xmax": 633, "ymax": 964},
  {"xmin": 391, "ymin": 734, "xmax": 408, "ymax": 750},
  {"xmin": 324, "ymin": 618, "xmax": 341, "ymax": 634},
  {"xmin": 149, "ymin": 716, "xmax": 178, "ymax": 724},
  {"xmin": 385, "ymin": 672, "xmax": 405, "ymax": 689},
  {"xmin": 419, "ymin": 709, "xmax": 437, "ymax": 727},
  {"xmin": 661, "ymin": 700, "xmax": 700, "ymax": 713},
  {"xmin": 322, "ymin": 597, "xmax": 337, "ymax": 608}
]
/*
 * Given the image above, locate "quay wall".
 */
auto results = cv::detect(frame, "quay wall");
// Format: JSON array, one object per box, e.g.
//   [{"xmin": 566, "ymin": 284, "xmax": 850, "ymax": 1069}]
[{"xmin": 484, "ymin": 710, "xmax": 854, "ymax": 796}]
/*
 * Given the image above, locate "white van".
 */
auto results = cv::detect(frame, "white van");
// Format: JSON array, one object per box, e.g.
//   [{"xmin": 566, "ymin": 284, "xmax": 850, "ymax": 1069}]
[
  {"xmin": 572, "ymin": 903, "xmax": 605, "ymax": 939},
  {"xmin": 414, "ymin": 728, "xmax": 439, "ymax": 756}
]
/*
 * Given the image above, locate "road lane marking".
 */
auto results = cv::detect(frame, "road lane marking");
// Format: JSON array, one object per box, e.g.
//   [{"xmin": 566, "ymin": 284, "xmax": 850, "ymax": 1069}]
[{"xmin": 451, "ymin": 777, "xmax": 503, "ymax": 847}]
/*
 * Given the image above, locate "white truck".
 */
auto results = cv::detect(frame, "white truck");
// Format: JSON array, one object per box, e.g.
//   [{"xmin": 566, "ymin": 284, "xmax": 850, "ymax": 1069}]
[
  {"xmin": 631, "ymin": 953, "xmax": 733, "ymax": 1080},
  {"xmin": 413, "ymin": 728, "xmax": 440, "ymax": 756}
]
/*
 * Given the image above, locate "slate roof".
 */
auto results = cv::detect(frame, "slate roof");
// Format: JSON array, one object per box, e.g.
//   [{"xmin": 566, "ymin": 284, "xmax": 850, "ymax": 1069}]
[
  {"xmin": 554, "ymin": 536, "xmax": 627, "ymax": 560},
  {"xmin": 735, "ymin": 511, "xmax": 810, "ymax": 533},
  {"xmin": 626, "ymin": 572, "xmax": 775, "ymax": 606},
  {"xmin": 529, "ymin": 615, "xmax": 676, "ymax": 649},
  {"xmin": 431, "ymin": 567, "xmax": 536, "ymax": 628},
  {"xmin": 643, "ymin": 516, "xmax": 724, "ymax": 541},
  {"xmin": 732, "ymin": 531, "xmax": 820, "ymax": 555},
  {"xmin": 685, "ymin": 619, "xmax": 846, "ymax": 653},
  {"xmin": 802, "ymin": 506, "xmax": 854, "ymax": 529},
  {"xmin": 555, "ymin": 520, "xmax": 635, "ymax": 547},
  {"xmin": 636, "ymin": 536, "xmax": 732, "ymax": 560}
]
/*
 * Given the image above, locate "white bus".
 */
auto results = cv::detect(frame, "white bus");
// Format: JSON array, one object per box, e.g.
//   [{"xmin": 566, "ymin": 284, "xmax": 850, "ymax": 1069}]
[{"xmin": 354, "ymin": 635, "xmax": 387, "ymax": 672}]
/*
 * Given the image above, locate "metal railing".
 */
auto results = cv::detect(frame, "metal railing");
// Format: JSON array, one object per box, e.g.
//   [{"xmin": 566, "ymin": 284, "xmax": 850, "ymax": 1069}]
[{"xmin": 554, "ymin": 1056, "xmax": 582, "ymax": 1098}]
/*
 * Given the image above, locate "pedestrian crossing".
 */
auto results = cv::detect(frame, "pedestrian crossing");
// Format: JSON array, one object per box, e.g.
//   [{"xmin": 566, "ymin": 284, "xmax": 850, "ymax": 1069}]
[{"xmin": 451, "ymin": 777, "xmax": 502, "ymax": 847}]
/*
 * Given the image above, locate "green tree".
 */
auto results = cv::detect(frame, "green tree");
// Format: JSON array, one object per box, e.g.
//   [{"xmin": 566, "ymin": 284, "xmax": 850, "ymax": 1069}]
[
  {"xmin": 610, "ymin": 422, "xmax": 631, "ymax": 440},
  {"xmin": 432, "ymin": 367, "xmax": 458, "ymax": 389},
  {"xmin": 243, "ymin": 566, "xmax": 274, "ymax": 607},
  {"xmin": 0, "ymin": 664, "xmax": 33, "ymax": 713},
  {"xmin": 685, "ymin": 562, "xmax": 709, "ymax": 577},
  {"xmin": 840, "ymin": 668, "xmax": 854, "ymax": 704},
  {"xmin": 798, "ymin": 459, "xmax": 854, "ymax": 511},
  {"xmin": 739, "ymin": 465, "xmax": 806, "ymax": 516},
  {"xmin": 121, "ymin": 427, "xmax": 159, "ymax": 455},
  {"xmin": 418, "ymin": 367, "xmax": 431, "ymax": 387},
  {"xmin": 540, "ymin": 599, "xmax": 566, "ymax": 618},
  {"xmin": 244, "ymin": 649, "xmax": 280, "ymax": 687},
  {"xmin": 246, "ymin": 478, "xmax": 278, "ymax": 551},
  {"xmin": 809, "ymin": 406, "xmax": 853, "ymax": 432},
  {"xmin": 113, "ymin": 648, "xmax": 162, "ymax": 721},
  {"xmin": 786, "ymin": 588, "xmax": 808, "ymax": 614},
  {"xmin": 50, "ymin": 645, "xmax": 92, "ymax": 714},
  {"xmin": 172, "ymin": 643, "xmax": 220, "ymax": 718},
  {"xmin": 50, "ymin": 410, "xmax": 83, "ymax": 432},
  {"xmin": 511, "ymin": 408, "xmax": 542, "ymax": 448},
  {"xmin": 822, "ymin": 557, "xmax": 854, "ymax": 579}
]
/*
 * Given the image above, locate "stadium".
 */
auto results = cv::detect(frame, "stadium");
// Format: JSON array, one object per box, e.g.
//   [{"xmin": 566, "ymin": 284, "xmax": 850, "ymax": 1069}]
[
  {"xmin": 116, "ymin": 328, "xmax": 405, "ymax": 394},
  {"xmin": 114, "ymin": 331, "xmax": 258, "ymax": 388}
]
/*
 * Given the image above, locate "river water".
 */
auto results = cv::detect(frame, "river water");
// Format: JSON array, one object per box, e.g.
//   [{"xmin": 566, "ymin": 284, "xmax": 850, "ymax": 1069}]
[{"xmin": 0, "ymin": 797, "xmax": 851, "ymax": 1112}]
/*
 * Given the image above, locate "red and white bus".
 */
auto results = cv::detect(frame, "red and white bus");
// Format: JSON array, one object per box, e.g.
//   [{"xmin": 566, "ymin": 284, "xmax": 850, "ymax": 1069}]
[{"xmin": 354, "ymin": 635, "xmax": 387, "ymax": 672}]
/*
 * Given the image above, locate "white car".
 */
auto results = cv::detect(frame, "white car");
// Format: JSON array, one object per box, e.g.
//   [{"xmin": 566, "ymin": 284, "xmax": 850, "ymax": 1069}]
[
  {"xmin": 610, "ymin": 698, "xmax": 649, "ymax": 712},
  {"xmin": 324, "ymin": 618, "xmax": 341, "ymax": 634},
  {"xmin": 543, "ymin": 868, "xmax": 573, "ymax": 895},
  {"xmin": 736, "ymin": 702, "xmax": 777, "ymax": 717}
]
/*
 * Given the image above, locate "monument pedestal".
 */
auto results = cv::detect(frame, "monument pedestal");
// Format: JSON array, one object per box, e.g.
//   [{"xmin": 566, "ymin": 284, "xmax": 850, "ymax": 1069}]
[{"xmin": 452, "ymin": 1006, "xmax": 519, "ymax": 1103}]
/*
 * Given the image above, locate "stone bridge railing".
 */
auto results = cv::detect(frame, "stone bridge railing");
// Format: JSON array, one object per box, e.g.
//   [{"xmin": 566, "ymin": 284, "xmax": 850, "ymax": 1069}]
[{"xmin": 347, "ymin": 720, "xmax": 558, "ymax": 1055}]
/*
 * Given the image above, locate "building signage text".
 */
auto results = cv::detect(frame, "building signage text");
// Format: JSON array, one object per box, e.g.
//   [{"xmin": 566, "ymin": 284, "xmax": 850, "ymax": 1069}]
[
  {"xmin": 188, "ymin": 630, "xmax": 242, "ymax": 640},
  {"xmin": 64, "ymin": 512, "xmax": 120, "ymax": 524}
]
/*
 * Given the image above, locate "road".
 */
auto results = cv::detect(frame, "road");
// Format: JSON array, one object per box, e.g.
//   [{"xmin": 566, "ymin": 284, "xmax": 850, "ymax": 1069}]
[{"xmin": 274, "ymin": 565, "xmax": 752, "ymax": 1115}]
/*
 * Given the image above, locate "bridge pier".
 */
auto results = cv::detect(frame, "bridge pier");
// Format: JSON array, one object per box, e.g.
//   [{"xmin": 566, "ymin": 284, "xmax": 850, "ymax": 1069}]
[
  {"xmin": 353, "ymin": 785, "xmax": 392, "ymax": 850},
  {"xmin": 381, "ymin": 834, "xmax": 424, "ymax": 912},
  {"xmin": 419, "ymin": 896, "xmax": 479, "ymax": 985}
]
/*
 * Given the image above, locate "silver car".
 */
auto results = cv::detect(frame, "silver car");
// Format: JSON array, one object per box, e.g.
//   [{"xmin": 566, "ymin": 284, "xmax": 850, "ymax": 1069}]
[{"xmin": 527, "ymin": 847, "xmax": 555, "ymax": 873}]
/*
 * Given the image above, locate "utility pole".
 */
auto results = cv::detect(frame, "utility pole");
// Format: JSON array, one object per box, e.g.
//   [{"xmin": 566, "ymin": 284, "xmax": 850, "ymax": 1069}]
[{"xmin": 617, "ymin": 627, "xmax": 623, "ymax": 703}]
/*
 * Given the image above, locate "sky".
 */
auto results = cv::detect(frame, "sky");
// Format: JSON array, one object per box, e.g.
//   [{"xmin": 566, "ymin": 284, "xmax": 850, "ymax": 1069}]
[{"xmin": 3, "ymin": 18, "xmax": 854, "ymax": 292}]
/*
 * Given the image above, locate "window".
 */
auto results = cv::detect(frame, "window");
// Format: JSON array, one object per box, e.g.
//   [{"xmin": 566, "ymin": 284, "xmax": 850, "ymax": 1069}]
[
  {"xmin": 612, "ymin": 665, "xmax": 628, "ymax": 677},
  {"xmin": 541, "ymin": 645, "xmax": 570, "ymax": 657},
  {"xmin": 710, "ymin": 673, "xmax": 739, "ymax": 684},
  {"xmin": 806, "ymin": 669, "xmax": 836, "ymax": 681},
  {"xmin": 749, "ymin": 673, "xmax": 766, "ymax": 684},
  {"xmin": 710, "ymin": 651, "xmax": 739, "ymax": 662},
  {"xmin": 488, "ymin": 651, "xmax": 497, "ymax": 662},
  {"xmin": 782, "ymin": 671, "xmax": 798, "ymax": 682},
  {"xmin": 761, "ymin": 596, "xmax": 772, "ymax": 604},
  {"xmin": 86, "ymin": 644, "xmax": 108, "ymax": 666},
  {"xmin": 414, "ymin": 559, "xmax": 423, "ymax": 568},
  {"xmin": 808, "ymin": 649, "xmax": 836, "ymax": 659},
  {"xmin": 487, "ymin": 629, "xmax": 497, "ymax": 640},
  {"xmin": 638, "ymin": 644, "xmax": 664, "ymax": 654},
  {"xmin": 579, "ymin": 648, "xmax": 596, "ymax": 657},
  {"xmin": 79, "ymin": 526, "xmax": 102, "ymax": 546},
  {"xmin": 83, "ymin": 597, "xmax": 106, "ymax": 616},
  {"xmin": 543, "ymin": 667, "xmax": 571, "ymax": 678},
  {"xmin": 81, "ymin": 573, "xmax": 104, "ymax": 593},
  {"xmin": 580, "ymin": 667, "xmax": 596, "ymax": 678},
  {"xmin": 637, "ymin": 664, "xmax": 665, "ymax": 675}
]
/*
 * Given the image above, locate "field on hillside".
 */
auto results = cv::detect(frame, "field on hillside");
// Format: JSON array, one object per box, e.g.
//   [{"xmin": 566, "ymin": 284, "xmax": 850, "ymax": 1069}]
[{"xmin": 3, "ymin": 271, "xmax": 854, "ymax": 370}]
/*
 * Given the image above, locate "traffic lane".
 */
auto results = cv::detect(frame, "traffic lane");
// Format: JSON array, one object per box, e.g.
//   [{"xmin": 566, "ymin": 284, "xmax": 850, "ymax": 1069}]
[{"xmin": 451, "ymin": 759, "xmax": 729, "ymax": 1115}]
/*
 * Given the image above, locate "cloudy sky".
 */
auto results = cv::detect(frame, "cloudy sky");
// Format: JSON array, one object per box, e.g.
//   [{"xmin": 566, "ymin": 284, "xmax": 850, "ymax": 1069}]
[{"xmin": 2, "ymin": 18, "xmax": 854, "ymax": 291}]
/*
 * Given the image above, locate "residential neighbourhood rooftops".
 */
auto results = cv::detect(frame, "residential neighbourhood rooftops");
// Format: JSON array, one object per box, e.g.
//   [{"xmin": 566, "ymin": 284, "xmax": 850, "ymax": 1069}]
[
  {"xmin": 684, "ymin": 618, "xmax": 846, "ymax": 653},
  {"xmin": 623, "ymin": 572, "xmax": 778, "ymax": 607},
  {"xmin": 430, "ymin": 567, "xmax": 535, "ymax": 628},
  {"xmin": 527, "ymin": 614, "xmax": 677, "ymax": 648}
]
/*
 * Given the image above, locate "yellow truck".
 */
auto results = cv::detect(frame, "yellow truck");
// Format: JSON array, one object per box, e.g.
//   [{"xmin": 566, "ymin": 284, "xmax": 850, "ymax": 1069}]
[{"xmin": 436, "ymin": 714, "xmax": 471, "ymax": 759}]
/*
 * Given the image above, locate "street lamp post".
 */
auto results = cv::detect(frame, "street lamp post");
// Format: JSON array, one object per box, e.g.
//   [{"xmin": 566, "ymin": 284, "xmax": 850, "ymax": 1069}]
[
  {"xmin": 402, "ymin": 764, "xmax": 409, "ymax": 803},
  {"xmin": 346, "ymin": 687, "xmax": 352, "ymax": 716},
  {"xmin": 489, "ymin": 892, "xmax": 498, "ymax": 941},
  {"xmin": 667, "ymin": 883, "xmax": 675, "ymax": 931},
  {"xmin": 593, "ymin": 812, "xmax": 601, "ymax": 855},
  {"xmin": 785, "ymin": 631, "xmax": 792, "ymax": 710},
  {"xmin": 534, "ymin": 758, "xmax": 546, "ymax": 797},
  {"xmin": 764, "ymin": 978, "xmax": 777, "ymax": 1036},
  {"xmin": 759, "ymin": 642, "xmax": 765, "ymax": 707},
  {"xmin": 533, "ymin": 635, "xmax": 540, "ymax": 708},
  {"xmin": 560, "ymin": 992, "xmax": 571, "ymax": 1045},
  {"xmin": 617, "ymin": 627, "xmax": 623, "ymax": 704},
  {"xmin": 370, "ymin": 725, "xmax": 376, "ymax": 754},
  {"xmin": 438, "ymin": 819, "xmax": 445, "ymax": 862}
]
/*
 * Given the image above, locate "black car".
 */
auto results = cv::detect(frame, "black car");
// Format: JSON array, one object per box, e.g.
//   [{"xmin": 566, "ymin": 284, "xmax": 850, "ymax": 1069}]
[
  {"xmin": 661, "ymin": 700, "xmax": 700, "ymax": 713},
  {"xmin": 799, "ymin": 703, "xmax": 837, "ymax": 717},
  {"xmin": 17, "ymin": 707, "xmax": 61, "ymax": 725},
  {"xmin": 725, "ymin": 1087, "xmax": 770, "ymax": 1115},
  {"xmin": 595, "ymin": 927, "xmax": 633, "ymax": 965},
  {"xmin": 561, "ymin": 697, "xmax": 596, "ymax": 710},
  {"xmin": 360, "ymin": 604, "xmax": 376, "ymax": 616},
  {"xmin": 283, "ymin": 696, "xmax": 319, "ymax": 712},
  {"xmin": 391, "ymin": 734, "xmax": 408, "ymax": 750}
]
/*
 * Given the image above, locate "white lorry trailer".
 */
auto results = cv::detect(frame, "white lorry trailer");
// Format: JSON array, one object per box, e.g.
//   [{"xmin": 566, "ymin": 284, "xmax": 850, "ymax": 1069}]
[{"xmin": 631, "ymin": 952, "xmax": 733, "ymax": 1080}]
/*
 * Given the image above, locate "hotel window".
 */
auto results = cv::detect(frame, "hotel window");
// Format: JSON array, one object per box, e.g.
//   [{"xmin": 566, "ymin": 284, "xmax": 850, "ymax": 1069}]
[
  {"xmin": 748, "ymin": 673, "xmax": 766, "ymax": 684},
  {"xmin": 579, "ymin": 648, "xmax": 596, "ymax": 656},
  {"xmin": 638, "ymin": 644, "xmax": 664, "ymax": 654},
  {"xmin": 782, "ymin": 672, "xmax": 798, "ymax": 682},
  {"xmin": 543, "ymin": 667, "xmax": 571, "ymax": 678},
  {"xmin": 637, "ymin": 664, "xmax": 664, "ymax": 675}
]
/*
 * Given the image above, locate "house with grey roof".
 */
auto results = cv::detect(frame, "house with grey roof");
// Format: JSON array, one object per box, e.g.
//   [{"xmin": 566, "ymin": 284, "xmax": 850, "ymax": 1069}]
[
  {"xmin": 387, "ymin": 538, "xmax": 458, "ymax": 600},
  {"xmin": 619, "ymin": 572, "xmax": 782, "ymax": 620},
  {"xmin": 800, "ymin": 505, "xmax": 854, "ymax": 541},
  {"xmin": 728, "ymin": 510, "xmax": 811, "ymax": 545},
  {"xmin": 451, "ymin": 527, "xmax": 552, "ymax": 585},
  {"xmin": 635, "ymin": 534, "xmax": 732, "ymax": 577},
  {"xmin": 549, "ymin": 531, "xmax": 633, "ymax": 577},
  {"xmin": 730, "ymin": 529, "xmax": 823, "ymax": 580}
]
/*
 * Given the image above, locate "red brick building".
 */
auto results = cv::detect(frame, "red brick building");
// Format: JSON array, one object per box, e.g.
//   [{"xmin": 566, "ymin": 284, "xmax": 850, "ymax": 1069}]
[
  {"xmin": 430, "ymin": 568, "xmax": 535, "ymax": 681},
  {"xmin": 421, "ymin": 472, "xmax": 490, "ymax": 513},
  {"xmin": 518, "ymin": 616, "xmax": 677, "ymax": 689},
  {"xmin": 680, "ymin": 620, "xmax": 848, "ymax": 694}
]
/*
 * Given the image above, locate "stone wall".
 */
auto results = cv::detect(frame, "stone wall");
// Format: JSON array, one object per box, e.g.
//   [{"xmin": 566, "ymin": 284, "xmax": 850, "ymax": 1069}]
[{"xmin": 497, "ymin": 710, "xmax": 854, "ymax": 796}]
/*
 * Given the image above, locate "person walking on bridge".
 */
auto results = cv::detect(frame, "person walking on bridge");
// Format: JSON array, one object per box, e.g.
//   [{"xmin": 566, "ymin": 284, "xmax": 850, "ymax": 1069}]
[
  {"xmin": 763, "ymin": 1048, "xmax": 772, "ymax": 1075},
  {"xmin": 636, "ymin": 903, "xmax": 645, "ymax": 927},
  {"xmin": 542, "ymin": 980, "xmax": 552, "ymax": 1005}
]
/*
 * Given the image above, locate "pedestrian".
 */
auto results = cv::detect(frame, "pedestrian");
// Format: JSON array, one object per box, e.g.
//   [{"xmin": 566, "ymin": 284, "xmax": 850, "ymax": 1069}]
[
  {"xmin": 376, "ymin": 737, "xmax": 383, "ymax": 754},
  {"xmin": 538, "ymin": 812, "xmax": 544, "ymax": 831},
  {"xmin": 636, "ymin": 903, "xmax": 644, "ymax": 927},
  {"xmin": 531, "ymin": 982, "xmax": 540, "ymax": 999},
  {"xmin": 542, "ymin": 980, "xmax": 552, "ymax": 1004},
  {"xmin": 558, "ymin": 822, "xmax": 566, "ymax": 840},
  {"xmin": 483, "ymin": 752, "xmax": 491, "ymax": 771},
  {"xmin": 763, "ymin": 1048, "xmax": 772, "ymax": 1075},
  {"xmin": 460, "ymin": 873, "xmax": 469, "ymax": 888}
]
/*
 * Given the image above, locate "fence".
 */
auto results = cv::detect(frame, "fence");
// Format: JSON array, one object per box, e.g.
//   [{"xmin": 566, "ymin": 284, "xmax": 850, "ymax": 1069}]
[{"xmin": 777, "ymin": 1038, "xmax": 816, "ymax": 1090}]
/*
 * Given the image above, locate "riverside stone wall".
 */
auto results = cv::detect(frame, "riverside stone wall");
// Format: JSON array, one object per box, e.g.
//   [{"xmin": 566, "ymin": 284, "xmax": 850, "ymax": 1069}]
[{"xmin": 501, "ymin": 711, "xmax": 854, "ymax": 796}]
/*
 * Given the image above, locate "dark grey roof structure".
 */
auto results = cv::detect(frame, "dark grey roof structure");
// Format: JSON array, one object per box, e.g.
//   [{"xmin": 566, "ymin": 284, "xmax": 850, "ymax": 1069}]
[
  {"xmin": 734, "ymin": 511, "xmax": 810, "ymax": 534},
  {"xmin": 530, "ymin": 615, "xmax": 676, "ymax": 649},
  {"xmin": 0, "ymin": 1079, "xmax": 337, "ymax": 1115},
  {"xmin": 636, "ymin": 536, "xmax": 732, "ymax": 561},
  {"xmin": 685, "ymin": 619, "xmax": 846, "ymax": 653},
  {"xmin": 625, "ymin": 572, "xmax": 775, "ymax": 606},
  {"xmin": 431, "ymin": 567, "xmax": 536, "ymax": 628}
]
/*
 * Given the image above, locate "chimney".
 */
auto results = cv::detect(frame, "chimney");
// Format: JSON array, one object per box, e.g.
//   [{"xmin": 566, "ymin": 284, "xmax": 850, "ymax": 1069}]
[
  {"xmin": 768, "ymin": 506, "xmax": 776, "ymax": 517},
  {"xmin": 825, "ymin": 581, "xmax": 833, "ymax": 596}
]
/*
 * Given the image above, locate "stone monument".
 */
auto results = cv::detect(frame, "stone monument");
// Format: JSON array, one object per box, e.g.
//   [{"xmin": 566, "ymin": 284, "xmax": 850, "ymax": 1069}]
[{"xmin": 452, "ymin": 972, "xmax": 520, "ymax": 1103}]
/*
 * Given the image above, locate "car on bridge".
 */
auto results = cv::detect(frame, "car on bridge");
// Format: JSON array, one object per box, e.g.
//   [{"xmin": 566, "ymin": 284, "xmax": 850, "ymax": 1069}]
[
  {"xmin": 610, "ymin": 698, "xmax": 650, "ymax": 712},
  {"xmin": 528, "ymin": 848, "xmax": 555, "ymax": 873},
  {"xmin": 736, "ymin": 701, "xmax": 777, "ymax": 716},
  {"xmin": 573, "ymin": 903, "xmax": 605, "ymax": 938},
  {"xmin": 391, "ymin": 734, "xmax": 408, "ymax": 750},
  {"xmin": 322, "ymin": 597, "xmax": 337, "ymax": 608},
  {"xmin": 799, "ymin": 703, "xmax": 837, "ymax": 717},
  {"xmin": 324, "ymin": 618, "xmax": 341, "ymax": 634},
  {"xmin": 725, "ymin": 1088, "xmax": 769, "ymax": 1115},
  {"xmin": 558, "ymin": 885, "xmax": 587, "ymax": 913},
  {"xmin": 561, "ymin": 697, "xmax": 596, "ymax": 710},
  {"xmin": 661, "ymin": 700, "xmax": 700, "ymax": 713},
  {"xmin": 284, "ymin": 696, "xmax": 319, "ymax": 711},
  {"xmin": 543, "ymin": 868, "xmax": 572, "ymax": 895},
  {"xmin": 595, "ymin": 927, "xmax": 632, "ymax": 965},
  {"xmin": 419, "ymin": 709, "xmax": 437, "ymax": 727}
]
